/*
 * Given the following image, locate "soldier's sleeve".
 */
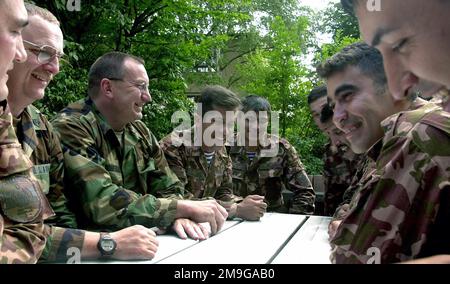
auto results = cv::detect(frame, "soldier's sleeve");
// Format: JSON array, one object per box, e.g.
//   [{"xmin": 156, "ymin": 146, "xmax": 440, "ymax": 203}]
[
  {"xmin": 160, "ymin": 136, "xmax": 188, "ymax": 185},
  {"xmin": 215, "ymin": 154, "xmax": 243, "ymax": 204},
  {"xmin": 44, "ymin": 120, "xmax": 78, "ymax": 229},
  {"xmin": 0, "ymin": 219, "xmax": 47, "ymax": 264},
  {"xmin": 322, "ymin": 146, "xmax": 333, "ymax": 192},
  {"xmin": 146, "ymin": 132, "xmax": 184, "ymax": 200},
  {"xmin": 282, "ymin": 140, "xmax": 315, "ymax": 214},
  {"xmin": 39, "ymin": 225, "xmax": 85, "ymax": 263},
  {"xmin": 160, "ymin": 137, "xmax": 195, "ymax": 199},
  {"xmin": 0, "ymin": 103, "xmax": 51, "ymax": 263},
  {"xmin": 53, "ymin": 116, "xmax": 178, "ymax": 229}
]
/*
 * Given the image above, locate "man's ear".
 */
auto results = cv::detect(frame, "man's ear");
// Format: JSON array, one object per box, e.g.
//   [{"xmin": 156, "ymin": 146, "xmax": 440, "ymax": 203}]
[{"xmin": 100, "ymin": 78, "xmax": 114, "ymax": 99}]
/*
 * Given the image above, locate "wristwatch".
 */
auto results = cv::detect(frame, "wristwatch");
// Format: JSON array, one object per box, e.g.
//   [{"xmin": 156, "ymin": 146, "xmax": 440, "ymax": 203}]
[{"xmin": 97, "ymin": 233, "xmax": 117, "ymax": 257}]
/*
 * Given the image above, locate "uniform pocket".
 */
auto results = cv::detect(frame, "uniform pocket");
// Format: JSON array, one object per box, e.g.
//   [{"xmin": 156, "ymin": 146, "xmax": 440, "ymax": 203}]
[{"xmin": 32, "ymin": 164, "xmax": 51, "ymax": 195}]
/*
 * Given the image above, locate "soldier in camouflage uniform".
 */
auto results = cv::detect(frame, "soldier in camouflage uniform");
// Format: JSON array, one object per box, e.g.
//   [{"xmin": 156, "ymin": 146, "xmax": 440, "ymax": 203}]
[
  {"xmin": 0, "ymin": 0, "xmax": 55, "ymax": 264},
  {"xmin": 342, "ymin": 0, "xmax": 450, "ymax": 264},
  {"xmin": 161, "ymin": 86, "xmax": 266, "ymax": 220},
  {"xmin": 53, "ymin": 52, "xmax": 227, "ymax": 239},
  {"xmin": 228, "ymin": 96, "xmax": 315, "ymax": 214},
  {"xmin": 322, "ymin": 142, "xmax": 364, "ymax": 215},
  {"xmin": 318, "ymin": 42, "xmax": 450, "ymax": 263},
  {"xmin": 308, "ymin": 86, "xmax": 365, "ymax": 216},
  {"xmin": 6, "ymin": 4, "xmax": 162, "ymax": 262}
]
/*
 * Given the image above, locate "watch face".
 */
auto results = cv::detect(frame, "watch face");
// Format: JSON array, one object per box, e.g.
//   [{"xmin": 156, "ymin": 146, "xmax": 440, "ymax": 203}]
[{"xmin": 101, "ymin": 240, "xmax": 115, "ymax": 252}]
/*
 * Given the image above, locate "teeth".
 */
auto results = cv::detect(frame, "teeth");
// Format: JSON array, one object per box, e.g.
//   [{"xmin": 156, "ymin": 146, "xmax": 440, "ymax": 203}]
[
  {"xmin": 345, "ymin": 124, "xmax": 360, "ymax": 134},
  {"xmin": 32, "ymin": 74, "xmax": 47, "ymax": 82}
]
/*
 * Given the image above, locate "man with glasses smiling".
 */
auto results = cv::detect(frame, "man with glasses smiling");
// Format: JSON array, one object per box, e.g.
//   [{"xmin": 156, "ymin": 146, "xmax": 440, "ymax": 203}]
[
  {"xmin": 22, "ymin": 39, "xmax": 64, "ymax": 64},
  {"xmin": 7, "ymin": 3, "xmax": 167, "ymax": 263},
  {"xmin": 0, "ymin": 0, "xmax": 55, "ymax": 264},
  {"xmin": 53, "ymin": 51, "xmax": 228, "ymax": 242}
]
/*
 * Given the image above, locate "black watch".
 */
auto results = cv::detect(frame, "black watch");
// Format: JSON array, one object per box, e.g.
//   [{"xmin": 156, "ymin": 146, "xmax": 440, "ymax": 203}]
[{"xmin": 97, "ymin": 233, "xmax": 117, "ymax": 257}]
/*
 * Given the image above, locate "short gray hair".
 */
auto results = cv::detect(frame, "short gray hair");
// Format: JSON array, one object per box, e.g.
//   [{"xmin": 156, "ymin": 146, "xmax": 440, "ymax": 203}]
[
  {"xmin": 88, "ymin": 51, "xmax": 144, "ymax": 97},
  {"xmin": 25, "ymin": 3, "xmax": 60, "ymax": 26}
]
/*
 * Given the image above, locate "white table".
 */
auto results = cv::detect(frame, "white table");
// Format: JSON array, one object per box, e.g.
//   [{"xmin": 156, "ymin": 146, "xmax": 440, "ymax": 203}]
[
  {"xmin": 86, "ymin": 220, "xmax": 241, "ymax": 264},
  {"xmin": 159, "ymin": 213, "xmax": 307, "ymax": 264},
  {"xmin": 271, "ymin": 215, "xmax": 332, "ymax": 264},
  {"xmin": 88, "ymin": 213, "xmax": 332, "ymax": 264}
]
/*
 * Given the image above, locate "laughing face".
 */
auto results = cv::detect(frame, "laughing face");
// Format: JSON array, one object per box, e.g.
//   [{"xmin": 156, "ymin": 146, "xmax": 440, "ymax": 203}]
[
  {"xmin": 327, "ymin": 66, "xmax": 400, "ymax": 154},
  {"xmin": 7, "ymin": 15, "xmax": 63, "ymax": 109},
  {"xmin": 0, "ymin": 0, "xmax": 28, "ymax": 101},
  {"xmin": 108, "ymin": 58, "xmax": 151, "ymax": 128},
  {"xmin": 355, "ymin": 0, "xmax": 450, "ymax": 100}
]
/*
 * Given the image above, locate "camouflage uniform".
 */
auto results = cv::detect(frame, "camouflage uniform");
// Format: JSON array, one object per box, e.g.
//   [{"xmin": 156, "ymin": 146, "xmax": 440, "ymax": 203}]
[
  {"xmin": 228, "ymin": 135, "xmax": 315, "ymax": 214},
  {"xmin": 52, "ymin": 98, "xmax": 184, "ymax": 231},
  {"xmin": 160, "ymin": 130, "xmax": 242, "ymax": 206},
  {"xmin": 332, "ymin": 156, "xmax": 374, "ymax": 221},
  {"xmin": 0, "ymin": 101, "xmax": 54, "ymax": 264},
  {"xmin": 14, "ymin": 105, "xmax": 84, "ymax": 262},
  {"xmin": 330, "ymin": 102, "xmax": 450, "ymax": 264},
  {"xmin": 322, "ymin": 143, "xmax": 365, "ymax": 216}
]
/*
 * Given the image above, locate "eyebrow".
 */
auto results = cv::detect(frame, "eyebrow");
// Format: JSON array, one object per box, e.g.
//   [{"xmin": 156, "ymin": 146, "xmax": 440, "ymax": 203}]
[
  {"xmin": 334, "ymin": 84, "xmax": 357, "ymax": 100},
  {"xmin": 371, "ymin": 27, "xmax": 396, "ymax": 47}
]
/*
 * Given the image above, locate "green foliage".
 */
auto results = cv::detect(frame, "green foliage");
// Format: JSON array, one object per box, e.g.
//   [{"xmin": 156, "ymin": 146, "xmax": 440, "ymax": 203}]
[
  {"xmin": 313, "ymin": 32, "xmax": 361, "ymax": 66},
  {"xmin": 28, "ymin": 0, "xmax": 359, "ymax": 173}
]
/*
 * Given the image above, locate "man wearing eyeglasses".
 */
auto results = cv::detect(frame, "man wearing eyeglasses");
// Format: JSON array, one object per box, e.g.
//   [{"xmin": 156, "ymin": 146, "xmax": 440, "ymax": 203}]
[
  {"xmin": 52, "ymin": 50, "xmax": 228, "ymax": 241},
  {"xmin": 6, "ymin": 3, "xmax": 165, "ymax": 262},
  {"xmin": 0, "ymin": 0, "xmax": 56, "ymax": 264}
]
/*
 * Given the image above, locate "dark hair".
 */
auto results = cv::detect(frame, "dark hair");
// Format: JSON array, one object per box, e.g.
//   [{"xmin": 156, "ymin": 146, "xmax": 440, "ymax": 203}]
[
  {"xmin": 320, "ymin": 103, "xmax": 334, "ymax": 124},
  {"xmin": 307, "ymin": 85, "xmax": 327, "ymax": 105},
  {"xmin": 316, "ymin": 42, "xmax": 387, "ymax": 95},
  {"xmin": 198, "ymin": 85, "xmax": 241, "ymax": 116},
  {"xmin": 88, "ymin": 51, "xmax": 145, "ymax": 97},
  {"xmin": 241, "ymin": 95, "xmax": 271, "ymax": 113}
]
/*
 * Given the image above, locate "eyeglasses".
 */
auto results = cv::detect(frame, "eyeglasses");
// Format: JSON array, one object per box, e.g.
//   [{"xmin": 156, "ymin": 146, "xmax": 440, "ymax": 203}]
[
  {"xmin": 107, "ymin": 78, "xmax": 150, "ymax": 93},
  {"xmin": 23, "ymin": 40, "xmax": 64, "ymax": 64}
]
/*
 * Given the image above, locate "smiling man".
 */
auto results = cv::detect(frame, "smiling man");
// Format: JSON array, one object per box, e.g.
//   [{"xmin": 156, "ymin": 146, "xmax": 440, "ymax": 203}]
[
  {"xmin": 0, "ymin": 0, "xmax": 56, "ymax": 264},
  {"xmin": 52, "ymin": 51, "xmax": 228, "ymax": 240},
  {"xmin": 6, "ymin": 4, "xmax": 168, "ymax": 262},
  {"xmin": 307, "ymin": 86, "xmax": 364, "ymax": 216},
  {"xmin": 340, "ymin": 0, "xmax": 450, "ymax": 110},
  {"xmin": 160, "ymin": 86, "xmax": 269, "ymax": 221},
  {"xmin": 318, "ymin": 42, "xmax": 450, "ymax": 264}
]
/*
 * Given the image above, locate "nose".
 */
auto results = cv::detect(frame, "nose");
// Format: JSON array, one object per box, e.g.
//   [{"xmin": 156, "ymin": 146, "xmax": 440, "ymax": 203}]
[
  {"xmin": 42, "ymin": 57, "xmax": 60, "ymax": 75},
  {"xmin": 15, "ymin": 38, "xmax": 28, "ymax": 63},
  {"xmin": 383, "ymin": 52, "xmax": 418, "ymax": 101},
  {"xmin": 141, "ymin": 90, "xmax": 152, "ymax": 103},
  {"xmin": 332, "ymin": 102, "xmax": 347, "ymax": 131}
]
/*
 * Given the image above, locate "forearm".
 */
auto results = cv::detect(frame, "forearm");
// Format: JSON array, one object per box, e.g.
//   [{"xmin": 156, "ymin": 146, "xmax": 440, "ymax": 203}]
[
  {"xmin": 46, "ymin": 185, "xmax": 78, "ymax": 229},
  {"xmin": 288, "ymin": 171, "xmax": 316, "ymax": 214},
  {"xmin": 83, "ymin": 183, "xmax": 178, "ymax": 229}
]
